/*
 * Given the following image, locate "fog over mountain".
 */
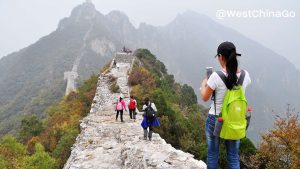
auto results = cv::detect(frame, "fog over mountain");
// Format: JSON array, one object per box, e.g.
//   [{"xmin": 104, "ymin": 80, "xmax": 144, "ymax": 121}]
[
  {"xmin": 1, "ymin": 0, "xmax": 299, "ymax": 70},
  {"xmin": 0, "ymin": 1, "xmax": 299, "ymax": 144}
]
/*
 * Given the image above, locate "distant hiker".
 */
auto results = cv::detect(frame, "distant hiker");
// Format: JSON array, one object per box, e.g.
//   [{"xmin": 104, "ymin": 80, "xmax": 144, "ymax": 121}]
[
  {"xmin": 115, "ymin": 96, "xmax": 127, "ymax": 122},
  {"xmin": 113, "ymin": 59, "xmax": 116, "ymax": 68},
  {"xmin": 200, "ymin": 41, "xmax": 251, "ymax": 169},
  {"xmin": 128, "ymin": 96, "xmax": 137, "ymax": 121},
  {"xmin": 141, "ymin": 97, "xmax": 160, "ymax": 141}
]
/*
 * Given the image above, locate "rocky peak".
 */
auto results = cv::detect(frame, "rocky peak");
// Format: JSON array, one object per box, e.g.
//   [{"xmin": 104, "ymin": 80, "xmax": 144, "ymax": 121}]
[
  {"xmin": 70, "ymin": 1, "xmax": 97, "ymax": 21},
  {"xmin": 106, "ymin": 10, "xmax": 131, "ymax": 25},
  {"xmin": 105, "ymin": 10, "xmax": 136, "ymax": 33},
  {"xmin": 105, "ymin": 11, "xmax": 137, "ymax": 45},
  {"xmin": 57, "ymin": 1, "xmax": 101, "ymax": 31}
]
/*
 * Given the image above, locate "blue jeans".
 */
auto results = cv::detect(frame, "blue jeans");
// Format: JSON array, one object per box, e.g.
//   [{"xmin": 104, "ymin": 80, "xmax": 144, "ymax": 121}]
[{"xmin": 205, "ymin": 114, "xmax": 240, "ymax": 169}]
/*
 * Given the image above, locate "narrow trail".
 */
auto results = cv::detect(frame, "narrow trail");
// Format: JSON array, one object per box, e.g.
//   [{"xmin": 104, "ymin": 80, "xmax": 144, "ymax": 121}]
[
  {"xmin": 64, "ymin": 10, "xmax": 96, "ymax": 95},
  {"xmin": 64, "ymin": 54, "xmax": 206, "ymax": 169}
]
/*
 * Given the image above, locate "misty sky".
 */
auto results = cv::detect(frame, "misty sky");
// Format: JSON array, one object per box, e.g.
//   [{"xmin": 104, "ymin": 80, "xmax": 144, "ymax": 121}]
[{"xmin": 0, "ymin": 0, "xmax": 299, "ymax": 69}]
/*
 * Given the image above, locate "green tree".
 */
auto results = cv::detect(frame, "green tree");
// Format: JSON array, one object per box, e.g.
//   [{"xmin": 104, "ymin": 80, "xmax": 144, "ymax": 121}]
[
  {"xmin": 19, "ymin": 115, "xmax": 43, "ymax": 143},
  {"xmin": 0, "ymin": 155, "xmax": 9, "ymax": 169},
  {"xmin": 24, "ymin": 143, "xmax": 58, "ymax": 169},
  {"xmin": 0, "ymin": 135, "xmax": 28, "ymax": 168},
  {"xmin": 180, "ymin": 84, "xmax": 197, "ymax": 108},
  {"xmin": 0, "ymin": 135, "xmax": 27, "ymax": 158},
  {"xmin": 52, "ymin": 128, "xmax": 78, "ymax": 167}
]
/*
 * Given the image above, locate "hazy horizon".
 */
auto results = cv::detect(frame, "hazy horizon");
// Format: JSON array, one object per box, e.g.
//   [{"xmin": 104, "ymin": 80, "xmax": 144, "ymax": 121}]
[{"xmin": 1, "ymin": 0, "xmax": 299, "ymax": 69}]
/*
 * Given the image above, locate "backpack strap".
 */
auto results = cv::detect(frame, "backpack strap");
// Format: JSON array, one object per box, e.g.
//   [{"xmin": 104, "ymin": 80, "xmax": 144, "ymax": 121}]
[
  {"xmin": 237, "ymin": 70, "xmax": 245, "ymax": 86},
  {"xmin": 216, "ymin": 71, "xmax": 227, "ymax": 86},
  {"xmin": 216, "ymin": 70, "xmax": 246, "ymax": 87},
  {"xmin": 212, "ymin": 71, "xmax": 227, "ymax": 116}
]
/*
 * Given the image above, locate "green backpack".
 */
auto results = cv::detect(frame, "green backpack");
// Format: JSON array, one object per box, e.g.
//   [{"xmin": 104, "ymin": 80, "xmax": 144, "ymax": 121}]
[{"xmin": 216, "ymin": 70, "xmax": 247, "ymax": 140}]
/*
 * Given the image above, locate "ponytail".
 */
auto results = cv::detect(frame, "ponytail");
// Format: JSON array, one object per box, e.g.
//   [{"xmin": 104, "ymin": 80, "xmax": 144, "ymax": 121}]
[
  {"xmin": 225, "ymin": 50, "xmax": 238, "ymax": 90},
  {"xmin": 216, "ymin": 42, "xmax": 241, "ymax": 89}
]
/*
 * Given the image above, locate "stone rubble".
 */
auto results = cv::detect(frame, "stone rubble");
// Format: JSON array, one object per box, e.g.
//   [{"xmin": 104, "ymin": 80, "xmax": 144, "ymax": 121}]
[{"xmin": 64, "ymin": 54, "xmax": 206, "ymax": 169}]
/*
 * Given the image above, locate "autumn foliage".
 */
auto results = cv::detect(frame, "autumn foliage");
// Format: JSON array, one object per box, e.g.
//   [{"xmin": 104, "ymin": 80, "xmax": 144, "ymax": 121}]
[
  {"xmin": 250, "ymin": 112, "xmax": 300, "ymax": 169},
  {"xmin": 128, "ymin": 67, "xmax": 156, "ymax": 90},
  {"xmin": 39, "ymin": 74, "xmax": 98, "ymax": 167},
  {"xmin": 0, "ymin": 73, "xmax": 98, "ymax": 168}
]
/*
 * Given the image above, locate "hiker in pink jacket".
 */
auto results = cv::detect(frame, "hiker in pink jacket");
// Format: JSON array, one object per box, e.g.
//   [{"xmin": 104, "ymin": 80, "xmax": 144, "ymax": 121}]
[{"xmin": 115, "ymin": 97, "xmax": 127, "ymax": 122}]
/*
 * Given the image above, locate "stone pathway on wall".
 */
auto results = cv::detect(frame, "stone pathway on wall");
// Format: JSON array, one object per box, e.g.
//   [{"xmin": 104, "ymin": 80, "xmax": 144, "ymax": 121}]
[{"xmin": 63, "ymin": 55, "xmax": 206, "ymax": 169}]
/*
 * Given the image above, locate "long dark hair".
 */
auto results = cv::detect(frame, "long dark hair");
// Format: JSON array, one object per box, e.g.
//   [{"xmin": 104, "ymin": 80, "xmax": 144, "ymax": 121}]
[
  {"xmin": 224, "ymin": 49, "xmax": 238, "ymax": 90},
  {"xmin": 217, "ymin": 42, "xmax": 240, "ymax": 90}
]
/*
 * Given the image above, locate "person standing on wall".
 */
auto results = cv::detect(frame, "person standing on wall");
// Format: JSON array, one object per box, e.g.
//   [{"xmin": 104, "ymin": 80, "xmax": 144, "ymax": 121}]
[
  {"xmin": 128, "ymin": 96, "xmax": 137, "ymax": 122},
  {"xmin": 141, "ymin": 97, "xmax": 160, "ymax": 141},
  {"xmin": 115, "ymin": 96, "xmax": 127, "ymax": 122},
  {"xmin": 200, "ymin": 41, "xmax": 251, "ymax": 169}
]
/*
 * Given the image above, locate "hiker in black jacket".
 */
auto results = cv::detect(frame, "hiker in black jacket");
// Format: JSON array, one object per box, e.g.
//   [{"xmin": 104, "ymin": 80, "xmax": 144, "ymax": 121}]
[{"xmin": 141, "ymin": 97, "xmax": 160, "ymax": 141}]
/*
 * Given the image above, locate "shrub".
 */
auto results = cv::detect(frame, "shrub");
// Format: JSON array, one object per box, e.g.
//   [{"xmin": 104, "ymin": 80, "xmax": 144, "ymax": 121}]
[
  {"xmin": 252, "ymin": 113, "xmax": 300, "ymax": 169},
  {"xmin": 0, "ymin": 155, "xmax": 9, "ymax": 169},
  {"xmin": 0, "ymin": 135, "xmax": 28, "ymax": 168},
  {"xmin": 24, "ymin": 143, "xmax": 58, "ymax": 169},
  {"xmin": 18, "ymin": 115, "xmax": 43, "ymax": 143}
]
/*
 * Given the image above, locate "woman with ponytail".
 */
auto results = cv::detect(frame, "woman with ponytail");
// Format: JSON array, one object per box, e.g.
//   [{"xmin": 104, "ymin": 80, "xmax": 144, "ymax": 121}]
[{"xmin": 200, "ymin": 42, "xmax": 251, "ymax": 169}]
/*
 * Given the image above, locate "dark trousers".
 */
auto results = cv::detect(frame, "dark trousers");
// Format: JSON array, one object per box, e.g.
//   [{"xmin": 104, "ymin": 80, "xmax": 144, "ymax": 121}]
[
  {"xmin": 116, "ymin": 110, "xmax": 123, "ymax": 122},
  {"xmin": 143, "ymin": 118, "xmax": 154, "ymax": 140},
  {"xmin": 143, "ymin": 125, "xmax": 153, "ymax": 131},
  {"xmin": 143, "ymin": 125, "xmax": 153, "ymax": 140},
  {"xmin": 129, "ymin": 108, "xmax": 136, "ymax": 119}
]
